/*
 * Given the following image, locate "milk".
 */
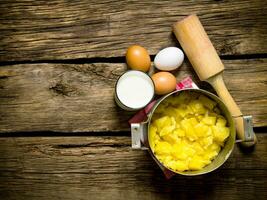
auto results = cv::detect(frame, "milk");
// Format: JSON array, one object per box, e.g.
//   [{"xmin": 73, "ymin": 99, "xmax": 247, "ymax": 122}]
[{"xmin": 115, "ymin": 71, "xmax": 154, "ymax": 110}]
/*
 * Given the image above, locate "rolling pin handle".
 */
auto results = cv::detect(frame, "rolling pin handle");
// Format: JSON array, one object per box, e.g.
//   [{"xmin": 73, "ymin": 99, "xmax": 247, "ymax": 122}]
[{"xmin": 172, "ymin": 15, "xmax": 257, "ymax": 147}]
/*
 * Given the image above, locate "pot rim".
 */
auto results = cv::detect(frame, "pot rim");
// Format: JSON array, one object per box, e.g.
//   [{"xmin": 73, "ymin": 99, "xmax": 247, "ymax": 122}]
[{"xmin": 147, "ymin": 88, "xmax": 236, "ymax": 176}]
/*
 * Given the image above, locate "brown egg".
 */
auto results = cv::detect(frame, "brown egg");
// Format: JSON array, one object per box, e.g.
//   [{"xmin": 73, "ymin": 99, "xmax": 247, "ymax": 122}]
[
  {"xmin": 126, "ymin": 45, "xmax": 151, "ymax": 72},
  {"xmin": 152, "ymin": 72, "xmax": 177, "ymax": 95}
]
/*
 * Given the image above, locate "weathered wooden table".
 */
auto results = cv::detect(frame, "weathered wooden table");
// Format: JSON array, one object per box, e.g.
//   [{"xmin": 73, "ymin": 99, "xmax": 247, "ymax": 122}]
[{"xmin": 0, "ymin": 1, "xmax": 266, "ymax": 199}]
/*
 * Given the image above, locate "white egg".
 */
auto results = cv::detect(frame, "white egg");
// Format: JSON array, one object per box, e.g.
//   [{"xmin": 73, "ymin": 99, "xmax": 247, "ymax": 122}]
[{"xmin": 154, "ymin": 47, "xmax": 184, "ymax": 71}]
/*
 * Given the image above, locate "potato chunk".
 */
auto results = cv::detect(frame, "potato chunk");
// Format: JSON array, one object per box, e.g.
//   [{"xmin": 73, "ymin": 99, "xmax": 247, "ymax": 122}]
[
  {"xmin": 212, "ymin": 126, "xmax": 230, "ymax": 143},
  {"xmin": 188, "ymin": 156, "xmax": 205, "ymax": 170}
]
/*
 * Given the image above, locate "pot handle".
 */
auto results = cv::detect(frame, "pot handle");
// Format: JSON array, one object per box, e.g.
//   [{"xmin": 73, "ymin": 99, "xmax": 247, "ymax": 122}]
[
  {"xmin": 235, "ymin": 116, "xmax": 255, "ymax": 144},
  {"xmin": 131, "ymin": 122, "xmax": 149, "ymax": 150},
  {"xmin": 131, "ymin": 122, "xmax": 177, "ymax": 179}
]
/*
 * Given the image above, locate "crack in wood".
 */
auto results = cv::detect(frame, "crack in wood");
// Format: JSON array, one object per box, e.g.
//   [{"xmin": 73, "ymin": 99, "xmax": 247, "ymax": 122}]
[
  {"xmin": 53, "ymin": 142, "xmax": 130, "ymax": 149},
  {"xmin": 0, "ymin": 75, "xmax": 9, "ymax": 79},
  {"xmin": 0, "ymin": 54, "xmax": 266, "ymax": 67}
]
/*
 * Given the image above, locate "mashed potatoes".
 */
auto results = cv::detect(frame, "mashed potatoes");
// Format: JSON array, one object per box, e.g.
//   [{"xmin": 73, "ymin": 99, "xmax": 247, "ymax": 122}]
[{"xmin": 149, "ymin": 92, "xmax": 230, "ymax": 172}]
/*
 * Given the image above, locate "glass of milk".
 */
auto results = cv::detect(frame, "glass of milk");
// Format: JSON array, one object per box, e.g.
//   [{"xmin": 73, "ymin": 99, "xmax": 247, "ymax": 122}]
[{"xmin": 115, "ymin": 70, "xmax": 155, "ymax": 111}]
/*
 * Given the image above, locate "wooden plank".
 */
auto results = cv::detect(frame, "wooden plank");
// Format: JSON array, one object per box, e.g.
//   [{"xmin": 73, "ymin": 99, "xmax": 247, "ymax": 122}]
[
  {"xmin": 0, "ymin": 59, "xmax": 266, "ymax": 133},
  {"xmin": 1, "ymin": 170, "xmax": 265, "ymax": 200},
  {"xmin": 0, "ymin": 0, "xmax": 266, "ymax": 62},
  {"xmin": 0, "ymin": 134, "xmax": 266, "ymax": 200}
]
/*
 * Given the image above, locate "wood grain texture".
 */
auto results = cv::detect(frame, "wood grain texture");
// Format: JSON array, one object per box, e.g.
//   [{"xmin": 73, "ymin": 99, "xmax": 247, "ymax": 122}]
[
  {"xmin": 0, "ymin": 59, "xmax": 266, "ymax": 133},
  {"xmin": 0, "ymin": 134, "xmax": 266, "ymax": 200},
  {"xmin": 0, "ymin": 0, "xmax": 267, "ymax": 62}
]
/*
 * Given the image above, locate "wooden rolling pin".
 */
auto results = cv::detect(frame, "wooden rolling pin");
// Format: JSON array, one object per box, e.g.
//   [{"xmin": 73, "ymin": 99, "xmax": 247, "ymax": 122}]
[{"xmin": 173, "ymin": 15, "xmax": 257, "ymax": 146}]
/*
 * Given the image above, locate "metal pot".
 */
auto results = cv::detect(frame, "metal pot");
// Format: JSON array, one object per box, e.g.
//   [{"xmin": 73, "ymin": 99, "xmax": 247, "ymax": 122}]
[{"xmin": 131, "ymin": 88, "xmax": 254, "ymax": 177}]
